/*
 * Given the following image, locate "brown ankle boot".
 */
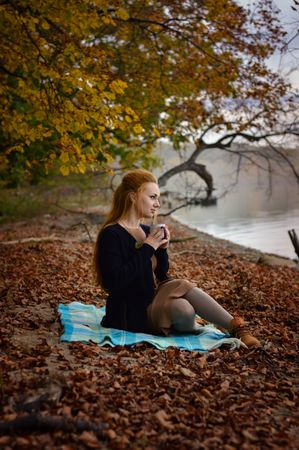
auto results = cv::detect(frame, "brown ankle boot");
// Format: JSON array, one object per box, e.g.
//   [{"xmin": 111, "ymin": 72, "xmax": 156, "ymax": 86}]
[{"xmin": 229, "ymin": 317, "xmax": 261, "ymax": 347}]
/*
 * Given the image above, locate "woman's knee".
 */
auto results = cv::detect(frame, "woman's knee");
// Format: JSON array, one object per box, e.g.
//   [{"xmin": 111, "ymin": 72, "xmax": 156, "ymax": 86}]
[{"xmin": 170, "ymin": 298, "xmax": 195, "ymax": 329}]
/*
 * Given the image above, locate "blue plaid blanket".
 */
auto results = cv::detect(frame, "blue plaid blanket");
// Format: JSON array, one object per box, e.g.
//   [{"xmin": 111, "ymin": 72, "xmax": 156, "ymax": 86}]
[{"xmin": 58, "ymin": 302, "xmax": 242, "ymax": 352}]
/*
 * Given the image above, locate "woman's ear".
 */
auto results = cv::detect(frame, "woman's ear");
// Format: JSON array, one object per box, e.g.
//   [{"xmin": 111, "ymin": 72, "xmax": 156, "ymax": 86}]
[{"xmin": 129, "ymin": 192, "xmax": 137, "ymax": 204}]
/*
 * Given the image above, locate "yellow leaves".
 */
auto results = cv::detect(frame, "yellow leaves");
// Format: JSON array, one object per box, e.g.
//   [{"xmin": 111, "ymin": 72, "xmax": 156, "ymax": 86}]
[
  {"xmin": 69, "ymin": 121, "xmax": 80, "ymax": 132},
  {"xmin": 52, "ymin": 119, "xmax": 66, "ymax": 134},
  {"xmin": 125, "ymin": 105, "xmax": 139, "ymax": 122},
  {"xmin": 41, "ymin": 20, "xmax": 50, "ymax": 30},
  {"xmin": 60, "ymin": 165, "xmax": 70, "ymax": 176},
  {"xmin": 84, "ymin": 131, "xmax": 93, "ymax": 140},
  {"xmin": 102, "ymin": 91, "xmax": 116, "ymax": 101},
  {"xmin": 96, "ymin": 80, "xmax": 108, "ymax": 92},
  {"xmin": 115, "ymin": 7, "xmax": 129, "ymax": 21},
  {"xmin": 125, "ymin": 106, "xmax": 135, "ymax": 116},
  {"xmin": 34, "ymin": 110, "xmax": 47, "ymax": 121},
  {"xmin": 78, "ymin": 160, "xmax": 86, "ymax": 174},
  {"xmin": 26, "ymin": 18, "xmax": 37, "ymax": 33},
  {"xmin": 73, "ymin": 144, "xmax": 82, "ymax": 157},
  {"xmin": 40, "ymin": 67, "xmax": 58, "ymax": 79},
  {"xmin": 95, "ymin": 0, "xmax": 109, "ymax": 9},
  {"xmin": 59, "ymin": 151, "xmax": 86, "ymax": 176},
  {"xmin": 110, "ymin": 137, "xmax": 119, "ymax": 145},
  {"xmin": 60, "ymin": 152, "xmax": 69, "ymax": 164},
  {"xmin": 102, "ymin": 151, "xmax": 114, "ymax": 164},
  {"xmin": 7, "ymin": 145, "xmax": 24, "ymax": 155},
  {"xmin": 133, "ymin": 124, "xmax": 144, "ymax": 134},
  {"xmin": 1, "ymin": 5, "xmax": 138, "ymax": 134},
  {"xmin": 153, "ymin": 128, "xmax": 161, "ymax": 138},
  {"xmin": 109, "ymin": 80, "xmax": 128, "ymax": 95},
  {"xmin": 0, "ymin": 1, "xmax": 150, "ymax": 183},
  {"xmin": 42, "ymin": 130, "xmax": 52, "ymax": 138},
  {"xmin": 98, "ymin": 126, "xmax": 105, "ymax": 133},
  {"xmin": 102, "ymin": 16, "xmax": 116, "ymax": 26}
]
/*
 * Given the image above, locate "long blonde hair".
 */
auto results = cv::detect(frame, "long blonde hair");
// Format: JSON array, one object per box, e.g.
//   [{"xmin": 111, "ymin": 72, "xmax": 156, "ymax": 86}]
[{"xmin": 94, "ymin": 168, "xmax": 157, "ymax": 285}]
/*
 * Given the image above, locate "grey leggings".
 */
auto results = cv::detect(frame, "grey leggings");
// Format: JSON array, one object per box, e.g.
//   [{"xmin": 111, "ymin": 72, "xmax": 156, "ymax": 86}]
[{"xmin": 170, "ymin": 287, "xmax": 233, "ymax": 332}]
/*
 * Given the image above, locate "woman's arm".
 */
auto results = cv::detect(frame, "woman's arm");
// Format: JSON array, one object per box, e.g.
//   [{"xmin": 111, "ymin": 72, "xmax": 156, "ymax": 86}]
[{"xmin": 154, "ymin": 248, "xmax": 169, "ymax": 281}]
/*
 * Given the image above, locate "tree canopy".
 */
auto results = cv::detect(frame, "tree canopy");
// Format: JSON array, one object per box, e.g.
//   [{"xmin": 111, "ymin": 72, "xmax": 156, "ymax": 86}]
[{"xmin": 0, "ymin": 0, "xmax": 294, "ymax": 185}]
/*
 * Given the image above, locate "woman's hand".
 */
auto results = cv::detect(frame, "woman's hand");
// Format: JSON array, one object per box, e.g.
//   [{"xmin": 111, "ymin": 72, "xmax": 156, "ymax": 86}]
[
  {"xmin": 159, "ymin": 225, "xmax": 170, "ymax": 249},
  {"xmin": 145, "ymin": 225, "xmax": 170, "ymax": 250}
]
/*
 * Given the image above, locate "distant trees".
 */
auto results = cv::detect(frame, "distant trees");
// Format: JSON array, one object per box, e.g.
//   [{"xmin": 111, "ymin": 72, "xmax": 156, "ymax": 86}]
[{"xmin": 1, "ymin": 0, "xmax": 297, "ymax": 189}]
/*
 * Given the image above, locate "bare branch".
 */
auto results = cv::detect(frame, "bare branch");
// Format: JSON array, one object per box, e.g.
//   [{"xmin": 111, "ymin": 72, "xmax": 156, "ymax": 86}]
[
  {"xmin": 216, "ymin": 129, "xmax": 298, "ymax": 147},
  {"xmin": 121, "ymin": 17, "xmax": 227, "ymax": 67},
  {"xmin": 0, "ymin": 63, "xmax": 26, "ymax": 79},
  {"xmin": 158, "ymin": 115, "xmax": 299, "ymax": 203},
  {"xmin": 158, "ymin": 201, "xmax": 195, "ymax": 217},
  {"xmin": 264, "ymin": 137, "xmax": 299, "ymax": 182}
]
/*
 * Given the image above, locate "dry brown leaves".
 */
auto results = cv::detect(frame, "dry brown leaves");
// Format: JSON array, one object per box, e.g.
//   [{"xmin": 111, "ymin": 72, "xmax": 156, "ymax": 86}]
[{"xmin": 0, "ymin": 215, "xmax": 298, "ymax": 449}]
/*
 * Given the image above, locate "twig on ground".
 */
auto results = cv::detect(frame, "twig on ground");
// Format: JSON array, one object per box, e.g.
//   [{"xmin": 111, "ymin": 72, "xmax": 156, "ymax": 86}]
[
  {"xmin": 170, "ymin": 236, "xmax": 198, "ymax": 243},
  {"xmin": 0, "ymin": 236, "xmax": 63, "ymax": 245},
  {"xmin": 0, "ymin": 413, "xmax": 108, "ymax": 435},
  {"xmin": 68, "ymin": 222, "xmax": 93, "ymax": 242},
  {"xmin": 171, "ymin": 250, "xmax": 203, "ymax": 256}
]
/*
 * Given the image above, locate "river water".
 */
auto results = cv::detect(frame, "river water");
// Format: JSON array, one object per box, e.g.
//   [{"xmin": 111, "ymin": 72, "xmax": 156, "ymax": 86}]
[
  {"xmin": 174, "ymin": 190, "xmax": 299, "ymax": 260},
  {"xmin": 157, "ymin": 143, "xmax": 299, "ymax": 260}
]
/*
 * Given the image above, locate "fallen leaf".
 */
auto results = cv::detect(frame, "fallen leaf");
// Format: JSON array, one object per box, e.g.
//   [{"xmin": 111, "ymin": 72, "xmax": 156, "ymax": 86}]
[
  {"xmin": 242, "ymin": 429, "xmax": 259, "ymax": 441},
  {"xmin": 220, "ymin": 379, "xmax": 230, "ymax": 392},
  {"xmin": 178, "ymin": 366, "xmax": 196, "ymax": 378},
  {"xmin": 0, "ymin": 436, "xmax": 10, "ymax": 445},
  {"xmin": 106, "ymin": 429, "xmax": 117, "ymax": 439},
  {"xmin": 155, "ymin": 410, "xmax": 174, "ymax": 430},
  {"xmin": 79, "ymin": 431, "xmax": 100, "ymax": 448}
]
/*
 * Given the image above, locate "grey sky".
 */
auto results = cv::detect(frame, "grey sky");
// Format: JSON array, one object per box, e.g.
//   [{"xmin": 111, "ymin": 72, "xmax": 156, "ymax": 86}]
[{"xmin": 238, "ymin": 0, "xmax": 299, "ymax": 88}]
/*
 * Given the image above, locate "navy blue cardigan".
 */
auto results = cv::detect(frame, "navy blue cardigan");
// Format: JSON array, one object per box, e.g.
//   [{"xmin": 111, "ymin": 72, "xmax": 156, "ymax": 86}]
[{"xmin": 98, "ymin": 223, "xmax": 169, "ymax": 332}]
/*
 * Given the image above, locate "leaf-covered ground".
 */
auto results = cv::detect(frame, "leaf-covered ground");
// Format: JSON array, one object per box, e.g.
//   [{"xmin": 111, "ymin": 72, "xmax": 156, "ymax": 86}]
[{"xmin": 0, "ymin": 213, "xmax": 298, "ymax": 449}]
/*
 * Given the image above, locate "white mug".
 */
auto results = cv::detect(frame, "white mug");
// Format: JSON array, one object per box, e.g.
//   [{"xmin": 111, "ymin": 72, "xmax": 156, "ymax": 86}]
[{"xmin": 150, "ymin": 223, "xmax": 167, "ymax": 239}]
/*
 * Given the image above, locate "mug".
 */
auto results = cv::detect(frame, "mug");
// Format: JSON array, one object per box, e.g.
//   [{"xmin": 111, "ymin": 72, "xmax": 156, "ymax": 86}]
[{"xmin": 150, "ymin": 223, "xmax": 167, "ymax": 239}]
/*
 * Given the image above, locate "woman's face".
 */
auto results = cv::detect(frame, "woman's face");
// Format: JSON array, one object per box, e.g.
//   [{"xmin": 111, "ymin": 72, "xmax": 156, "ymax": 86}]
[{"xmin": 134, "ymin": 182, "xmax": 161, "ymax": 219}]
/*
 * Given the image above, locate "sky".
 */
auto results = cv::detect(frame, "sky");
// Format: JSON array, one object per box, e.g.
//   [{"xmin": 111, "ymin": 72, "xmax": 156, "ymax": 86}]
[{"xmin": 238, "ymin": 0, "xmax": 299, "ymax": 88}]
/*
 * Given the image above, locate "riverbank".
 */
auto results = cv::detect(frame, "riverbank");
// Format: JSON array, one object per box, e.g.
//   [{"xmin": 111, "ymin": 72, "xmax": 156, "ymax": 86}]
[{"xmin": 1, "ymin": 211, "xmax": 298, "ymax": 449}]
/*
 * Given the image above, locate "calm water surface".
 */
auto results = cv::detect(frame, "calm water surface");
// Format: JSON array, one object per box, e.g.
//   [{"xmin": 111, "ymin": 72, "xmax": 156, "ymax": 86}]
[
  {"xmin": 173, "ymin": 185, "xmax": 299, "ymax": 260},
  {"xmin": 156, "ymin": 142, "xmax": 299, "ymax": 259}
]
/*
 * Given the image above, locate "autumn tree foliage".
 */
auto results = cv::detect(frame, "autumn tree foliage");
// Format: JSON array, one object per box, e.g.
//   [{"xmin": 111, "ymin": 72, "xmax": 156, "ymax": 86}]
[
  {"xmin": 0, "ymin": 0, "xmax": 296, "ymax": 187},
  {"xmin": 0, "ymin": 0, "xmax": 144, "ymax": 185}
]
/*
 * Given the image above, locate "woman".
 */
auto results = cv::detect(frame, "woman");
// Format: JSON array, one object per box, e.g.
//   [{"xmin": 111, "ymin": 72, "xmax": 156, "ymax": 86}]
[{"xmin": 94, "ymin": 169, "xmax": 260, "ymax": 347}]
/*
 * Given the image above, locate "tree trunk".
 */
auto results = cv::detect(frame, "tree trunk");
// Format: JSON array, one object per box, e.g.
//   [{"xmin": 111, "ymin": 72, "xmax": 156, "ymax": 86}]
[{"xmin": 158, "ymin": 160, "xmax": 214, "ymax": 199}]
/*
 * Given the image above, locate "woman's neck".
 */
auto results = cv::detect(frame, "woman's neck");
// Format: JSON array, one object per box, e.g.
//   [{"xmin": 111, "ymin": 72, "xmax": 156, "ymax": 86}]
[{"xmin": 119, "ymin": 215, "xmax": 141, "ymax": 229}]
